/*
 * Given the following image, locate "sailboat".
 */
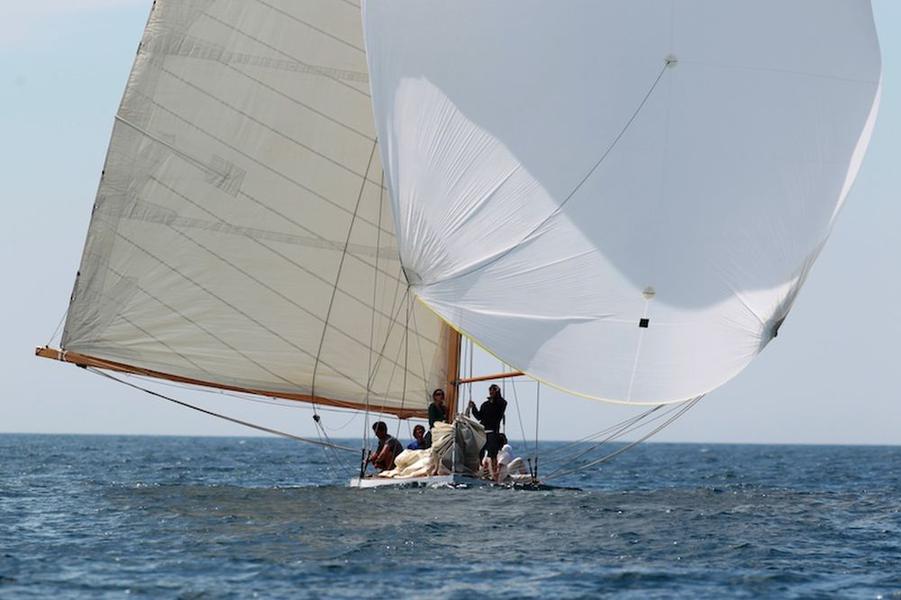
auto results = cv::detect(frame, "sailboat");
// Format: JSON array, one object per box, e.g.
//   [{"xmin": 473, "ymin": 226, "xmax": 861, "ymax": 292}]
[{"xmin": 37, "ymin": 1, "xmax": 881, "ymax": 488}]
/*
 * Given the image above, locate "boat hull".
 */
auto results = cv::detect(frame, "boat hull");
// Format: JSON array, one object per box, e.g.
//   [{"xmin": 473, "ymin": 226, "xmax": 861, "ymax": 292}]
[
  {"xmin": 348, "ymin": 474, "xmax": 480, "ymax": 489},
  {"xmin": 348, "ymin": 473, "xmax": 578, "ymax": 491}
]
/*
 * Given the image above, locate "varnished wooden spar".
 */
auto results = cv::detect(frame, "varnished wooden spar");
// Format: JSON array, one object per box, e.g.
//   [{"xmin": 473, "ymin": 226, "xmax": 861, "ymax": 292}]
[
  {"xmin": 444, "ymin": 325, "xmax": 462, "ymax": 417},
  {"xmin": 35, "ymin": 346, "xmax": 428, "ymax": 420},
  {"xmin": 457, "ymin": 370, "xmax": 525, "ymax": 385}
]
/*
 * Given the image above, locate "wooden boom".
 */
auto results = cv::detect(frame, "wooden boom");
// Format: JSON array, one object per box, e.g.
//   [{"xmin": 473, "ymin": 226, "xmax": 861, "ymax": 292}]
[
  {"xmin": 457, "ymin": 370, "xmax": 525, "ymax": 385},
  {"xmin": 35, "ymin": 346, "xmax": 427, "ymax": 420}
]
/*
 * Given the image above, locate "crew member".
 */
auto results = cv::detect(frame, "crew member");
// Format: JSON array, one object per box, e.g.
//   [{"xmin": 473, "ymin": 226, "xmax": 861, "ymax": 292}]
[
  {"xmin": 468, "ymin": 384, "xmax": 507, "ymax": 479},
  {"xmin": 368, "ymin": 421, "xmax": 403, "ymax": 471},
  {"xmin": 407, "ymin": 424, "xmax": 429, "ymax": 450},
  {"xmin": 428, "ymin": 388, "xmax": 448, "ymax": 429}
]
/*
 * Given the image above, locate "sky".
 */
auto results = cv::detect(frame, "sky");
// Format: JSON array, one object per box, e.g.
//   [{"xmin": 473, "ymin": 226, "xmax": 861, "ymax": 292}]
[{"xmin": 1, "ymin": 1, "xmax": 899, "ymax": 445}]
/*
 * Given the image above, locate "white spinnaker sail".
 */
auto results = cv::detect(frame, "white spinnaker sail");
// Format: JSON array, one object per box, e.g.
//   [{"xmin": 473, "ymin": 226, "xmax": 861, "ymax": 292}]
[
  {"xmin": 364, "ymin": 0, "xmax": 882, "ymax": 404},
  {"xmin": 62, "ymin": 0, "xmax": 450, "ymax": 415}
]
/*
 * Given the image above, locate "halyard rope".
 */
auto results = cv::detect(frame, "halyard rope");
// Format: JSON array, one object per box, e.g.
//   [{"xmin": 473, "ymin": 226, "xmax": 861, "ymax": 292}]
[{"xmin": 89, "ymin": 368, "xmax": 356, "ymax": 453}]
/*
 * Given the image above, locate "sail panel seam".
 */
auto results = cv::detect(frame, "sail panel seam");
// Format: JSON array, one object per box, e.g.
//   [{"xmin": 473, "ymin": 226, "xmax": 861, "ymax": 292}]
[
  {"xmin": 253, "ymin": 0, "xmax": 366, "ymax": 54},
  {"xmin": 103, "ymin": 264, "xmax": 311, "ymax": 389},
  {"xmin": 220, "ymin": 62, "xmax": 375, "ymax": 142},
  {"xmin": 137, "ymin": 94, "xmax": 392, "ymax": 236},
  {"xmin": 158, "ymin": 65, "xmax": 375, "ymax": 182},
  {"xmin": 113, "ymin": 231, "xmax": 419, "ymax": 394},
  {"xmin": 149, "ymin": 177, "xmax": 439, "ymax": 350},
  {"xmin": 154, "ymin": 220, "xmax": 423, "ymax": 372},
  {"xmin": 200, "ymin": 11, "xmax": 370, "ymax": 99}
]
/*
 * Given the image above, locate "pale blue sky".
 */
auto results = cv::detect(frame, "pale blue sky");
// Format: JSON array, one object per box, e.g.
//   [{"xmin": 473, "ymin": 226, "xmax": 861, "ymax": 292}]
[{"xmin": 2, "ymin": 2, "xmax": 899, "ymax": 444}]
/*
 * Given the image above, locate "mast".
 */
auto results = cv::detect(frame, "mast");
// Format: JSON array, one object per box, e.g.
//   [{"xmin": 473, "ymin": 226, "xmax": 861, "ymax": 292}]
[{"xmin": 444, "ymin": 325, "xmax": 462, "ymax": 418}]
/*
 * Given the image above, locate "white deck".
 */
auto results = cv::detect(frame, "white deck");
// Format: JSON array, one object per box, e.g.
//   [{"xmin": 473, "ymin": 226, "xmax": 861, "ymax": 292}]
[
  {"xmin": 348, "ymin": 473, "xmax": 489, "ymax": 489},
  {"xmin": 347, "ymin": 473, "xmax": 574, "ymax": 490}
]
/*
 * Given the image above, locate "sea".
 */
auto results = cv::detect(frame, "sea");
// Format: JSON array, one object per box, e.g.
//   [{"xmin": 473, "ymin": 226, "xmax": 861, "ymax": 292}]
[{"xmin": 1, "ymin": 434, "xmax": 899, "ymax": 599}]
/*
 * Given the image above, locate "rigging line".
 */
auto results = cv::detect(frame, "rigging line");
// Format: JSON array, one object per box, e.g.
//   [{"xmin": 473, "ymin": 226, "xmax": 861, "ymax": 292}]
[
  {"xmin": 372, "ymin": 289, "xmax": 410, "ymax": 396},
  {"xmin": 407, "ymin": 304, "xmax": 433, "ymax": 401},
  {"xmin": 363, "ymin": 171, "xmax": 386, "ymax": 451},
  {"xmin": 366, "ymin": 283, "xmax": 410, "ymax": 390},
  {"xmin": 396, "ymin": 292, "xmax": 412, "ymax": 439},
  {"xmin": 539, "ymin": 405, "xmax": 663, "ymax": 459},
  {"xmin": 535, "ymin": 403, "xmax": 664, "ymax": 464},
  {"xmin": 312, "ymin": 139, "xmax": 379, "ymax": 400},
  {"xmin": 88, "ymin": 368, "xmax": 356, "ymax": 452},
  {"xmin": 542, "ymin": 409, "xmax": 673, "ymax": 470},
  {"xmin": 534, "ymin": 382, "xmax": 541, "ymax": 479},
  {"xmin": 317, "ymin": 407, "xmax": 360, "ymax": 432},
  {"xmin": 45, "ymin": 306, "xmax": 69, "ymax": 347},
  {"xmin": 436, "ymin": 61, "xmax": 671, "ymax": 286},
  {"xmin": 541, "ymin": 400, "xmax": 692, "ymax": 473},
  {"xmin": 509, "ymin": 378, "xmax": 530, "ymax": 461},
  {"xmin": 541, "ymin": 404, "xmax": 671, "ymax": 477},
  {"xmin": 544, "ymin": 401, "xmax": 695, "ymax": 476},
  {"xmin": 310, "ymin": 414, "xmax": 340, "ymax": 480},
  {"xmin": 468, "ymin": 338, "xmax": 474, "ymax": 403},
  {"xmin": 543, "ymin": 397, "xmax": 702, "ymax": 483},
  {"xmin": 510, "ymin": 379, "xmax": 536, "ymax": 481},
  {"xmin": 127, "ymin": 374, "xmax": 367, "ymax": 415},
  {"xmin": 314, "ymin": 412, "xmax": 352, "ymax": 473},
  {"xmin": 369, "ymin": 288, "xmax": 411, "ymax": 429}
]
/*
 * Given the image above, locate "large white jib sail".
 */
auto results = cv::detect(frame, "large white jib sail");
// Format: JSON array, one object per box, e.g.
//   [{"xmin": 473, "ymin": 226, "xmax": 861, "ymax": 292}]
[
  {"xmin": 364, "ymin": 0, "xmax": 882, "ymax": 404},
  {"xmin": 55, "ymin": 0, "xmax": 455, "ymax": 418}
]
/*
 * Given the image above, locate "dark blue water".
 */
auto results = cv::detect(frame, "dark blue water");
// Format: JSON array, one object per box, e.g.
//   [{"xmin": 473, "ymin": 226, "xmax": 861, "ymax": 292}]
[{"xmin": 1, "ymin": 435, "xmax": 899, "ymax": 598}]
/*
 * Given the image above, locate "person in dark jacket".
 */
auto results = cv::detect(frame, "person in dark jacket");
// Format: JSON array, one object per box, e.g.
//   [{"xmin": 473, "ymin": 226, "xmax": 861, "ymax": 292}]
[
  {"xmin": 468, "ymin": 384, "xmax": 507, "ymax": 478},
  {"xmin": 428, "ymin": 388, "xmax": 448, "ymax": 429}
]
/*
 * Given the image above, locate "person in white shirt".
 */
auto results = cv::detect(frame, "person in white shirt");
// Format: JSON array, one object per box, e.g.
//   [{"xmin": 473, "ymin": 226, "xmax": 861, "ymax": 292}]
[{"xmin": 494, "ymin": 434, "xmax": 527, "ymax": 483}]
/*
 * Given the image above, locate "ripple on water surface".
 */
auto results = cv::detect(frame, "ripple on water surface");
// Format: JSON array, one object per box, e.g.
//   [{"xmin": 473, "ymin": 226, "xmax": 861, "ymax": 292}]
[{"xmin": 1, "ymin": 435, "xmax": 899, "ymax": 598}]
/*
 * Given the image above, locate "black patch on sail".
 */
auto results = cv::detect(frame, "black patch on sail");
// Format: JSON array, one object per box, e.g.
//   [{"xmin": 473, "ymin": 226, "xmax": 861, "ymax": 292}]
[
  {"xmin": 772, "ymin": 316, "xmax": 786, "ymax": 338},
  {"xmin": 639, "ymin": 318, "xmax": 650, "ymax": 328}
]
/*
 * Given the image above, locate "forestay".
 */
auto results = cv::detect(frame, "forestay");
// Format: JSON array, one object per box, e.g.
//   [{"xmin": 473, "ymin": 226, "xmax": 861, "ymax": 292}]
[
  {"xmin": 62, "ymin": 0, "xmax": 451, "ymax": 416},
  {"xmin": 364, "ymin": 0, "xmax": 882, "ymax": 404}
]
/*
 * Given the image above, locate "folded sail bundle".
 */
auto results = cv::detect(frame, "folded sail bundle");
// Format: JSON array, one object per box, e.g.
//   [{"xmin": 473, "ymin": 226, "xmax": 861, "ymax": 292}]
[{"xmin": 364, "ymin": 0, "xmax": 882, "ymax": 404}]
